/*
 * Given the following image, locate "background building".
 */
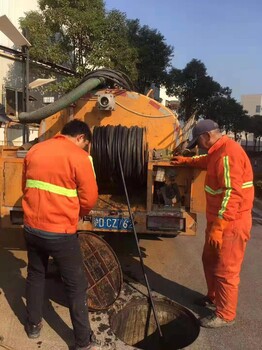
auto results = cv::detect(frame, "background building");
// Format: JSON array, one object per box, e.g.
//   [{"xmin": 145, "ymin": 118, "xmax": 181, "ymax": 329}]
[
  {"xmin": 0, "ymin": 0, "xmax": 74, "ymax": 146},
  {"xmin": 159, "ymin": 86, "xmax": 180, "ymax": 113},
  {"xmin": 0, "ymin": 0, "xmax": 39, "ymax": 115},
  {"xmin": 0, "ymin": 0, "xmax": 39, "ymax": 146},
  {"xmin": 241, "ymin": 94, "xmax": 262, "ymax": 116}
]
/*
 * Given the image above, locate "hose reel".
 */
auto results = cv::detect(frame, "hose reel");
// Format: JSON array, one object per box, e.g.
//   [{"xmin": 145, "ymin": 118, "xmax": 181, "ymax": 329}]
[{"xmin": 91, "ymin": 125, "xmax": 147, "ymax": 185}]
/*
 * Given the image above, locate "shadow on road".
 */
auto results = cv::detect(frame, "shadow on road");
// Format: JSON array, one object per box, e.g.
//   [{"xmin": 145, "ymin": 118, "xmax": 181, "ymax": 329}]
[
  {"xmin": 0, "ymin": 229, "xmax": 74, "ymax": 346},
  {"xmin": 103, "ymin": 233, "xmax": 211, "ymax": 319}
]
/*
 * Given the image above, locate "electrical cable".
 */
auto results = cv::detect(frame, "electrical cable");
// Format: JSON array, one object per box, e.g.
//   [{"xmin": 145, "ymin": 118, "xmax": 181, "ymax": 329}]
[{"xmin": 91, "ymin": 125, "xmax": 146, "ymax": 184}]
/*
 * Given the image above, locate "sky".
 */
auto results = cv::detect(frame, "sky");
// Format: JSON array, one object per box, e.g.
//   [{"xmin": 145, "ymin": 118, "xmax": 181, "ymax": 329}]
[{"xmin": 105, "ymin": 0, "xmax": 262, "ymax": 102}]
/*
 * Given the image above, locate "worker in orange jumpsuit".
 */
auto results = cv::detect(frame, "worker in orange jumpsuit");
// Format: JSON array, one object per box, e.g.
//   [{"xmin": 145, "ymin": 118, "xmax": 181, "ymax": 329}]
[
  {"xmin": 22, "ymin": 120, "xmax": 100, "ymax": 350},
  {"xmin": 172, "ymin": 119, "xmax": 254, "ymax": 328}
]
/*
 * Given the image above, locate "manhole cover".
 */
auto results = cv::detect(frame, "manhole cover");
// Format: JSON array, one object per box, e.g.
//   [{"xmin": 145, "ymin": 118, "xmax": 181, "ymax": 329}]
[
  {"xmin": 110, "ymin": 298, "xmax": 200, "ymax": 350},
  {"xmin": 78, "ymin": 231, "xmax": 123, "ymax": 311}
]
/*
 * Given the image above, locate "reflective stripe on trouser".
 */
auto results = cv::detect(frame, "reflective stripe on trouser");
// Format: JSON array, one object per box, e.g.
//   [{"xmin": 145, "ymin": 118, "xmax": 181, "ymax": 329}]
[{"xmin": 202, "ymin": 211, "xmax": 252, "ymax": 321}]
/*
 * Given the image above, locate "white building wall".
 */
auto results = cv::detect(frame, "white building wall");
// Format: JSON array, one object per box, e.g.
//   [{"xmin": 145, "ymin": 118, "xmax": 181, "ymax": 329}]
[
  {"xmin": 0, "ymin": 0, "xmax": 39, "ymax": 48},
  {"xmin": 0, "ymin": 124, "xmax": 38, "ymax": 146},
  {"xmin": 0, "ymin": 0, "xmax": 39, "ymax": 105},
  {"xmin": 1, "ymin": 54, "xmax": 24, "ymax": 90},
  {"xmin": 159, "ymin": 86, "xmax": 179, "ymax": 107},
  {"xmin": 0, "ymin": 1, "xmax": 40, "ymax": 147}
]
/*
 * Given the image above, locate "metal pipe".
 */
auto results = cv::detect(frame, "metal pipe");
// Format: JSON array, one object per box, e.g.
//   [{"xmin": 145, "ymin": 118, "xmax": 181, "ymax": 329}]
[
  {"xmin": 117, "ymin": 149, "xmax": 164, "ymax": 339},
  {"xmin": 18, "ymin": 77, "xmax": 105, "ymax": 124},
  {"xmin": 23, "ymin": 45, "xmax": 30, "ymax": 142}
]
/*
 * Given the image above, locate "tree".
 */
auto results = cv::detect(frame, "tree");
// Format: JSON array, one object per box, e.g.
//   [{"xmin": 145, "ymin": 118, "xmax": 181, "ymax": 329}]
[
  {"xmin": 99, "ymin": 10, "xmax": 138, "ymax": 81},
  {"xmin": 235, "ymin": 114, "xmax": 252, "ymax": 149},
  {"xmin": 249, "ymin": 115, "xmax": 262, "ymax": 151},
  {"xmin": 127, "ymin": 19, "xmax": 174, "ymax": 93},
  {"xmin": 20, "ymin": 0, "xmax": 138, "ymax": 91},
  {"xmin": 19, "ymin": 11, "xmax": 68, "ymax": 65},
  {"xmin": 205, "ymin": 96, "xmax": 248, "ymax": 137},
  {"xmin": 166, "ymin": 59, "xmax": 231, "ymax": 120}
]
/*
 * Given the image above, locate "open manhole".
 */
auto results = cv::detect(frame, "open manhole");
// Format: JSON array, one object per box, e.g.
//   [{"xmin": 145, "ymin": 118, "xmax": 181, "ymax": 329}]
[{"xmin": 110, "ymin": 298, "xmax": 200, "ymax": 350}]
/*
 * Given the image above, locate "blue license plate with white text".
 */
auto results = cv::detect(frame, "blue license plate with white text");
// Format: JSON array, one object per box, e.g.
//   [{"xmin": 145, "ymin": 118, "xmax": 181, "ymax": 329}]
[{"xmin": 92, "ymin": 216, "xmax": 133, "ymax": 231}]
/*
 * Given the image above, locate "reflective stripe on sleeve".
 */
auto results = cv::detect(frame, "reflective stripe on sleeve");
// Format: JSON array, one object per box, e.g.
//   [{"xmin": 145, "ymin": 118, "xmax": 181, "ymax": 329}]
[
  {"xmin": 205, "ymin": 181, "xmax": 253, "ymax": 195},
  {"xmin": 26, "ymin": 179, "xmax": 77, "ymax": 197},
  {"xmin": 205, "ymin": 185, "xmax": 223, "ymax": 195},
  {"xmin": 192, "ymin": 154, "xmax": 208, "ymax": 159},
  {"xmin": 218, "ymin": 156, "xmax": 232, "ymax": 219},
  {"xmin": 242, "ymin": 181, "xmax": 253, "ymax": 188}
]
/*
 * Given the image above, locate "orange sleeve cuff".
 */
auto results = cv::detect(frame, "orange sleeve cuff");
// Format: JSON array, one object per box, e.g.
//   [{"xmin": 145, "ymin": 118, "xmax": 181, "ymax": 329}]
[{"xmin": 212, "ymin": 217, "xmax": 229, "ymax": 232}]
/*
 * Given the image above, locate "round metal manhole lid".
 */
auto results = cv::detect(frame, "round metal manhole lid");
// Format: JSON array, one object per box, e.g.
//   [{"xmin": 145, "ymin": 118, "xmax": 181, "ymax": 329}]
[{"xmin": 78, "ymin": 231, "xmax": 123, "ymax": 311}]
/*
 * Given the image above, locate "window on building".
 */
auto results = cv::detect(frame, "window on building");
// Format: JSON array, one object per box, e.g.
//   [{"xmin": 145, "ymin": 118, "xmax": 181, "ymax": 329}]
[
  {"xmin": 5, "ymin": 88, "xmax": 24, "ymax": 117},
  {"xmin": 255, "ymin": 105, "xmax": 261, "ymax": 114},
  {"xmin": 17, "ymin": 91, "xmax": 23, "ymax": 114},
  {"xmin": 6, "ymin": 89, "xmax": 16, "ymax": 115}
]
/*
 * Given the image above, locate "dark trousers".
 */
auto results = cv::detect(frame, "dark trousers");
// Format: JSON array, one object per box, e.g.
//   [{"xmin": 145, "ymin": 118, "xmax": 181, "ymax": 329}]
[{"xmin": 24, "ymin": 230, "xmax": 91, "ymax": 347}]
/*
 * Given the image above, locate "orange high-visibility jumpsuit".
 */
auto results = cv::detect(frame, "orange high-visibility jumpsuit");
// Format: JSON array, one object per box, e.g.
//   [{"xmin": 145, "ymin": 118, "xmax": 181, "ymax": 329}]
[{"xmin": 183, "ymin": 135, "xmax": 254, "ymax": 321}]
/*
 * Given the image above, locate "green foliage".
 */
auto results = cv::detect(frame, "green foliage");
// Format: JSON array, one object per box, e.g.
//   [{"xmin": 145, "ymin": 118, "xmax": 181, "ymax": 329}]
[
  {"xmin": 166, "ymin": 59, "xmax": 230, "ymax": 120},
  {"xmin": 250, "ymin": 115, "xmax": 262, "ymax": 138},
  {"xmin": 19, "ymin": 0, "xmax": 249, "ymax": 141},
  {"xmin": 127, "ymin": 19, "xmax": 174, "ymax": 93},
  {"xmin": 20, "ymin": 11, "xmax": 67, "ymax": 64},
  {"xmin": 205, "ymin": 96, "xmax": 248, "ymax": 136},
  {"xmin": 165, "ymin": 58, "xmax": 249, "ymax": 138},
  {"xmin": 20, "ymin": 0, "xmax": 173, "ymax": 93},
  {"xmin": 98, "ymin": 10, "xmax": 138, "ymax": 81},
  {"xmin": 20, "ymin": 0, "xmax": 139, "ymax": 91},
  {"xmin": 37, "ymin": 0, "xmax": 107, "ymax": 71}
]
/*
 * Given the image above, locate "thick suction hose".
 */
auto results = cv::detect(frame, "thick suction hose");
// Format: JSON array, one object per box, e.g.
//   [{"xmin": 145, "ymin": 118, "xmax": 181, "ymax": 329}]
[{"xmin": 18, "ymin": 77, "xmax": 105, "ymax": 123}]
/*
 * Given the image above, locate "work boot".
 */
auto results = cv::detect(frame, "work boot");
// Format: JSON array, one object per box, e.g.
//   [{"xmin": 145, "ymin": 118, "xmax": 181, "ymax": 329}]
[
  {"xmin": 194, "ymin": 295, "xmax": 216, "ymax": 310},
  {"xmin": 25, "ymin": 322, "xmax": 42, "ymax": 339},
  {"xmin": 200, "ymin": 313, "xmax": 235, "ymax": 328}
]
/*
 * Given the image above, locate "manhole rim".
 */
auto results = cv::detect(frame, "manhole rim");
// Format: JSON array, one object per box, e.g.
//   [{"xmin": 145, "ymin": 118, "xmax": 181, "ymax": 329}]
[{"xmin": 109, "ymin": 296, "xmax": 200, "ymax": 350}]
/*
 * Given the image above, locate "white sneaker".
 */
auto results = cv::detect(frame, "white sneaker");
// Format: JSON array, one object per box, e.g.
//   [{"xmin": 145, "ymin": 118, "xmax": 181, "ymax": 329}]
[{"xmin": 200, "ymin": 313, "xmax": 235, "ymax": 328}]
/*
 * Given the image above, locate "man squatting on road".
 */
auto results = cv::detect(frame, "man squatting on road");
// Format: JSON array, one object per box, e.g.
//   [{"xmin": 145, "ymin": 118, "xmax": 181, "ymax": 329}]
[
  {"xmin": 22, "ymin": 119, "xmax": 100, "ymax": 350},
  {"xmin": 172, "ymin": 119, "xmax": 254, "ymax": 328}
]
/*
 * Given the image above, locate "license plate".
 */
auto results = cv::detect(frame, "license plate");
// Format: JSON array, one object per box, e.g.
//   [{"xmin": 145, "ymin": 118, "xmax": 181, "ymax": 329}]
[{"xmin": 92, "ymin": 216, "xmax": 133, "ymax": 231}]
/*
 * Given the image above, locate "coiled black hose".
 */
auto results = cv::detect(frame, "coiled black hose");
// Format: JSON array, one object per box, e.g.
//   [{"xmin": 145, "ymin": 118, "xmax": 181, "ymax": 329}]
[
  {"xmin": 91, "ymin": 125, "xmax": 146, "ymax": 184},
  {"xmin": 78, "ymin": 68, "xmax": 135, "ymax": 91}
]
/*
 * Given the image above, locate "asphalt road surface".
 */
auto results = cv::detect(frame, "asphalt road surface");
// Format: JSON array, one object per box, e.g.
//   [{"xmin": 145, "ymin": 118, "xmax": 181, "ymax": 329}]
[
  {"xmin": 0, "ymin": 211, "xmax": 261, "ymax": 350},
  {"xmin": 105, "ymin": 212, "xmax": 262, "ymax": 350}
]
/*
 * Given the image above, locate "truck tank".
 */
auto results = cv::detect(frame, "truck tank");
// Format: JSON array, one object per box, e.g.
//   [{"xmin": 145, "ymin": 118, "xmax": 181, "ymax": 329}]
[{"xmin": 0, "ymin": 69, "xmax": 206, "ymax": 234}]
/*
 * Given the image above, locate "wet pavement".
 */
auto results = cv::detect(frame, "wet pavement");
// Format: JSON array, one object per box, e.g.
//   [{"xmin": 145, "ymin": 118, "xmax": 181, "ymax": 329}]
[{"xmin": 0, "ymin": 209, "xmax": 261, "ymax": 350}]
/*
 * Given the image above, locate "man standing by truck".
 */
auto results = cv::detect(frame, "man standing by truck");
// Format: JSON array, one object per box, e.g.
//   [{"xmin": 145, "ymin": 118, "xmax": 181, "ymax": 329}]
[
  {"xmin": 22, "ymin": 119, "xmax": 99, "ymax": 350},
  {"xmin": 172, "ymin": 119, "xmax": 254, "ymax": 328}
]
